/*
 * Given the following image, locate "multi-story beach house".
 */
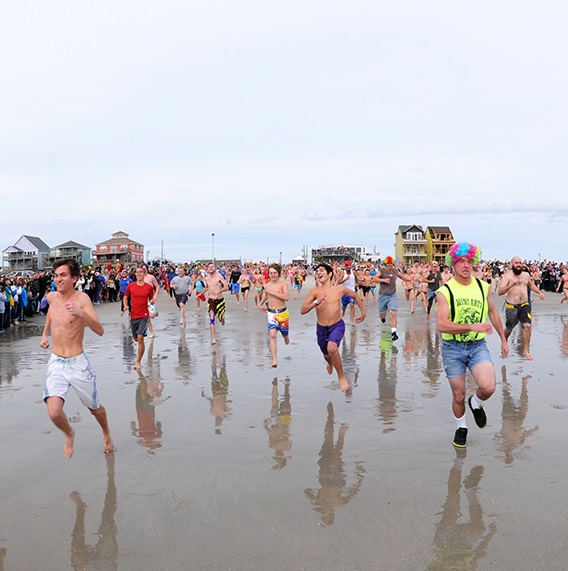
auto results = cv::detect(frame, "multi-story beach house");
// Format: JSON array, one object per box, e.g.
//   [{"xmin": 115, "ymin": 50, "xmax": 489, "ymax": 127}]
[
  {"xmin": 93, "ymin": 231, "xmax": 145, "ymax": 267},
  {"xmin": 2, "ymin": 235, "xmax": 51, "ymax": 272},
  {"xmin": 46, "ymin": 240, "xmax": 92, "ymax": 267},
  {"xmin": 425, "ymin": 226, "xmax": 455, "ymax": 265}
]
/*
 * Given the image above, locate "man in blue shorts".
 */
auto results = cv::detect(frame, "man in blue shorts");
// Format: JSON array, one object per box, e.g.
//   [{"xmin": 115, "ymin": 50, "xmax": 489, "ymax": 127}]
[
  {"xmin": 301, "ymin": 263, "xmax": 366, "ymax": 392},
  {"xmin": 436, "ymin": 242, "xmax": 509, "ymax": 448},
  {"xmin": 374, "ymin": 256, "xmax": 412, "ymax": 341},
  {"xmin": 336, "ymin": 260, "xmax": 357, "ymax": 327}
]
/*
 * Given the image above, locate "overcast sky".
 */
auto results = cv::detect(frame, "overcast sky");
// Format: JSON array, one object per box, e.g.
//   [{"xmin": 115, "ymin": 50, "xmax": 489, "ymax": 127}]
[{"xmin": 2, "ymin": 1, "xmax": 567, "ymax": 264}]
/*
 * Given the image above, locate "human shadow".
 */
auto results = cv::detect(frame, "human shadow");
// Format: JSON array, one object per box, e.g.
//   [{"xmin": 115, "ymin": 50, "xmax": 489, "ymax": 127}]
[
  {"xmin": 304, "ymin": 402, "xmax": 365, "ymax": 526},
  {"xmin": 69, "ymin": 453, "xmax": 118, "ymax": 570},
  {"xmin": 494, "ymin": 365, "xmax": 539, "ymax": 465},
  {"xmin": 201, "ymin": 350, "xmax": 231, "ymax": 435},
  {"xmin": 376, "ymin": 330, "xmax": 399, "ymax": 432},
  {"xmin": 427, "ymin": 455, "xmax": 496, "ymax": 570},
  {"xmin": 130, "ymin": 369, "xmax": 165, "ymax": 454},
  {"xmin": 263, "ymin": 377, "xmax": 292, "ymax": 470}
]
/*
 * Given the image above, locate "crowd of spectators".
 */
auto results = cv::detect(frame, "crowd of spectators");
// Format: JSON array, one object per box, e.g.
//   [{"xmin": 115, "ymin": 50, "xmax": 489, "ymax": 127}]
[{"xmin": 1, "ymin": 257, "xmax": 565, "ymax": 335}]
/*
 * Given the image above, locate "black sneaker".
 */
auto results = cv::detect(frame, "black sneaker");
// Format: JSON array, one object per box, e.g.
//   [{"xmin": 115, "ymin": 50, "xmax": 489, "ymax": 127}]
[
  {"xmin": 468, "ymin": 396, "xmax": 487, "ymax": 428},
  {"xmin": 380, "ymin": 317, "xmax": 386, "ymax": 324},
  {"xmin": 453, "ymin": 427, "xmax": 468, "ymax": 448},
  {"xmin": 391, "ymin": 331, "xmax": 399, "ymax": 341}
]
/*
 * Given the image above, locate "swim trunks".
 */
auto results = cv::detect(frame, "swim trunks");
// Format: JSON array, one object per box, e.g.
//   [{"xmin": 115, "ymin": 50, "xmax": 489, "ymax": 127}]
[
  {"xmin": 341, "ymin": 295, "xmax": 355, "ymax": 309},
  {"xmin": 43, "ymin": 353, "xmax": 99, "ymax": 410},
  {"xmin": 267, "ymin": 307, "xmax": 290, "ymax": 337},
  {"xmin": 505, "ymin": 302, "xmax": 531, "ymax": 330},
  {"xmin": 131, "ymin": 317, "xmax": 149, "ymax": 339},
  {"xmin": 316, "ymin": 319, "xmax": 346, "ymax": 356},
  {"xmin": 174, "ymin": 293, "xmax": 189, "ymax": 307},
  {"xmin": 208, "ymin": 298, "xmax": 226, "ymax": 325}
]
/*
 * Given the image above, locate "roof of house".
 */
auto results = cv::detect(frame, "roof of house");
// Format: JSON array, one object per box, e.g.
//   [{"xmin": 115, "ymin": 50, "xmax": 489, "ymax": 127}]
[
  {"xmin": 55, "ymin": 240, "xmax": 91, "ymax": 250},
  {"xmin": 397, "ymin": 224, "xmax": 424, "ymax": 234},
  {"xmin": 21, "ymin": 235, "xmax": 51, "ymax": 251}
]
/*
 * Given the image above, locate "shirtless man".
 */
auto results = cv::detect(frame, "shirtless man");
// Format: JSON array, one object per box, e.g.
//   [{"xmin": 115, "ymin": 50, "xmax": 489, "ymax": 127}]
[
  {"xmin": 123, "ymin": 267, "xmax": 157, "ymax": 368},
  {"xmin": 498, "ymin": 256, "xmax": 545, "ymax": 360},
  {"xmin": 40, "ymin": 258, "xmax": 114, "ymax": 459},
  {"xmin": 258, "ymin": 263, "xmax": 290, "ymax": 367},
  {"xmin": 141, "ymin": 264, "xmax": 160, "ymax": 338},
  {"xmin": 202, "ymin": 262, "xmax": 229, "ymax": 345},
  {"xmin": 300, "ymin": 263, "xmax": 366, "ymax": 392}
]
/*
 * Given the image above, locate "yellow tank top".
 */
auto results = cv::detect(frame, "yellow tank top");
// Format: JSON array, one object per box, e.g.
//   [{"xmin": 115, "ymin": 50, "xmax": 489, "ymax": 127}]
[{"xmin": 438, "ymin": 277, "xmax": 489, "ymax": 342}]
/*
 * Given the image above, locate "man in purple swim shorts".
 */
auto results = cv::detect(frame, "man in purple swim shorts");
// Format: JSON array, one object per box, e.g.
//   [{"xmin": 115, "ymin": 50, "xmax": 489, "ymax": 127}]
[{"xmin": 301, "ymin": 263, "xmax": 366, "ymax": 392}]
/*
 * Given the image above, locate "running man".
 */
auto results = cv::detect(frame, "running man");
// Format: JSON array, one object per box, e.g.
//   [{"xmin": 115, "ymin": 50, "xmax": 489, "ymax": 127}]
[
  {"xmin": 40, "ymin": 258, "xmax": 114, "ymax": 459},
  {"xmin": 436, "ymin": 242, "xmax": 509, "ymax": 448},
  {"xmin": 258, "ymin": 263, "xmax": 290, "ymax": 368},
  {"xmin": 122, "ymin": 267, "xmax": 156, "ymax": 369},
  {"xmin": 374, "ymin": 256, "xmax": 412, "ymax": 341},
  {"xmin": 336, "ymin": 260, "xmax": 357, "ymax": 327},
  {"xmin": 170, "ymin": 265, "xmax": 193, "ymax": 326},
  {"xmin": 498, "ymin": 255, "xmax": 545, "ymax": 360},
  {"xmin": 141, "ymin": 264, "xmax": 160, "ymax": 338},
  {"xmin": 301, "ymin": 263, "xmax": 366, "ymax": 392},
  {"xmin": 202, "ymin": 262, "xmax": 229, "ymax": 345}
]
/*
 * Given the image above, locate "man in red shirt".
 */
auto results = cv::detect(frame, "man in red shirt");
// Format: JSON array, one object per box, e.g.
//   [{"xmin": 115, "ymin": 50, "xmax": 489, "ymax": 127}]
[{"xmin": 122, "ymin": 267, "xmax": 156, "ymax": 369}]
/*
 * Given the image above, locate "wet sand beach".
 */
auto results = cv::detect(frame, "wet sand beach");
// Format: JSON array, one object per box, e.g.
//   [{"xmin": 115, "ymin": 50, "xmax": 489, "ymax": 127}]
[{"xmin": 1, "ymin": 281, "xmax": 568, "ymax": 570}]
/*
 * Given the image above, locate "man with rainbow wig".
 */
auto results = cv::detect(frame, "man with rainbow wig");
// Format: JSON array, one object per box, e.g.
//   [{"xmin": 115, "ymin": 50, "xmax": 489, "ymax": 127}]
[{"xmin": 436, "ymin": 242, "xmax": 509, "ymax": 448}]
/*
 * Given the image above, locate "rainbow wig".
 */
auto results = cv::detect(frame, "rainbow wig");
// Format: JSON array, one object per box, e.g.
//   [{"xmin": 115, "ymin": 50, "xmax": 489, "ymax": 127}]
[
  {"xmin": 445, "ymin": 242, "xmax": 481, "ymax": 266},
  {"xmin": 384, "ymin": 256, "xmax": 395, "ymax": 265}
]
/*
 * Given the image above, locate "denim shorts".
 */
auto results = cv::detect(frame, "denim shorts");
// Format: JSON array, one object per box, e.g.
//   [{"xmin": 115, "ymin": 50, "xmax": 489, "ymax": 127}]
[
  {"xmin": 442, "ymin": 338, "xmax": 493, "ymax": 379},
  {"xmin": 378, "ymin": 293, "xmax": 398, "ymax": 314}
]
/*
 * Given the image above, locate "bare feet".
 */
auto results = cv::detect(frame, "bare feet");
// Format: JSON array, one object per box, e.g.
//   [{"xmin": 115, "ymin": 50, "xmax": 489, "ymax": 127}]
[
  {"xmin": 524, "ymin": 350, "xmax": 534, "ymax": 361},
  {"xmin": 284, "ymin": 336, "xmax": 290, "ymax": 345},
  {"xmin": 103, "ymin": 432, "xmax": 115, "ymax": 454},
  {"xmin": 339, "ymin": 376, "xmax": 349, "ymax": 392},
  {"xmin": 134, "ymin": 361, "xmax": 141, "ymax": 369},
  {"xmin": 326, "ymin": 362, "xmax": 333, "ymax": 375},
  {"xmin": 63, "ymin": 429, "xmax": 75, "ymax": 459},
  {"xmin": 271, "ymin": 362, "xmax": 278, "ymax": 368}
]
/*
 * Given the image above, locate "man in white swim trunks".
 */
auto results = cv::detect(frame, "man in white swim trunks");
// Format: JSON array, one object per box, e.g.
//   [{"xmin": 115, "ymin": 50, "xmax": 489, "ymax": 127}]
[{"xmin": 40, "ymin": 258, "xmax": 114, "ymax": 459}]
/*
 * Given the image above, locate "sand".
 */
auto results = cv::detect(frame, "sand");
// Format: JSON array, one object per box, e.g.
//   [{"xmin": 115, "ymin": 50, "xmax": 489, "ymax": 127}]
[{"xmin": 1, "ymin": 281, "xmax": 567, "ymax": 570}]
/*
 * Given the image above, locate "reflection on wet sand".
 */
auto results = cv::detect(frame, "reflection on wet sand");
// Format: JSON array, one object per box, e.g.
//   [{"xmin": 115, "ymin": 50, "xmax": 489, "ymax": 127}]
[
  {"xmin": 376, "ymin": 331, "xmax": 398, "ymax": 431},
  {"xmin": 175, "ymin": 329, "xmax": 192, "ymax": 383},
  {"xmin": 70, "ymin": 453, "xmax": 118, "ymax": 571},
  {"xmin": 341, "ymin": 329, "xmax": 360, "ymax": 390},
  {"xmin": 428, "ymin": 455, "xmax": 496, "ymax": 570},
  {"xmin": 494, "ymin": 365, "xmax": 539, "ymax": 465},
  {"xmin": 305, "ymin": 402, "xmax": 365, "ymax": 527},
  {"xmin": 561, "ymin": 317, "xmax": 568, "ymax": 358},
  {"xmin": 422, "ymin": 328, "xmax": 442, "ymax": 387},
  {"xmin": 263, "ymin": 378, "xmax": 292, "ymax": 470},
  {"xmin": 201, "ymin": 350, "xmax": 231, "ymax": 435},
  {"xmin": 120, "ymin": 324, "xmax": 135, "ymax": 369},
  {"xmin": 131, "ymin": 371, "xmax": 165, "ymax": 453}
]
